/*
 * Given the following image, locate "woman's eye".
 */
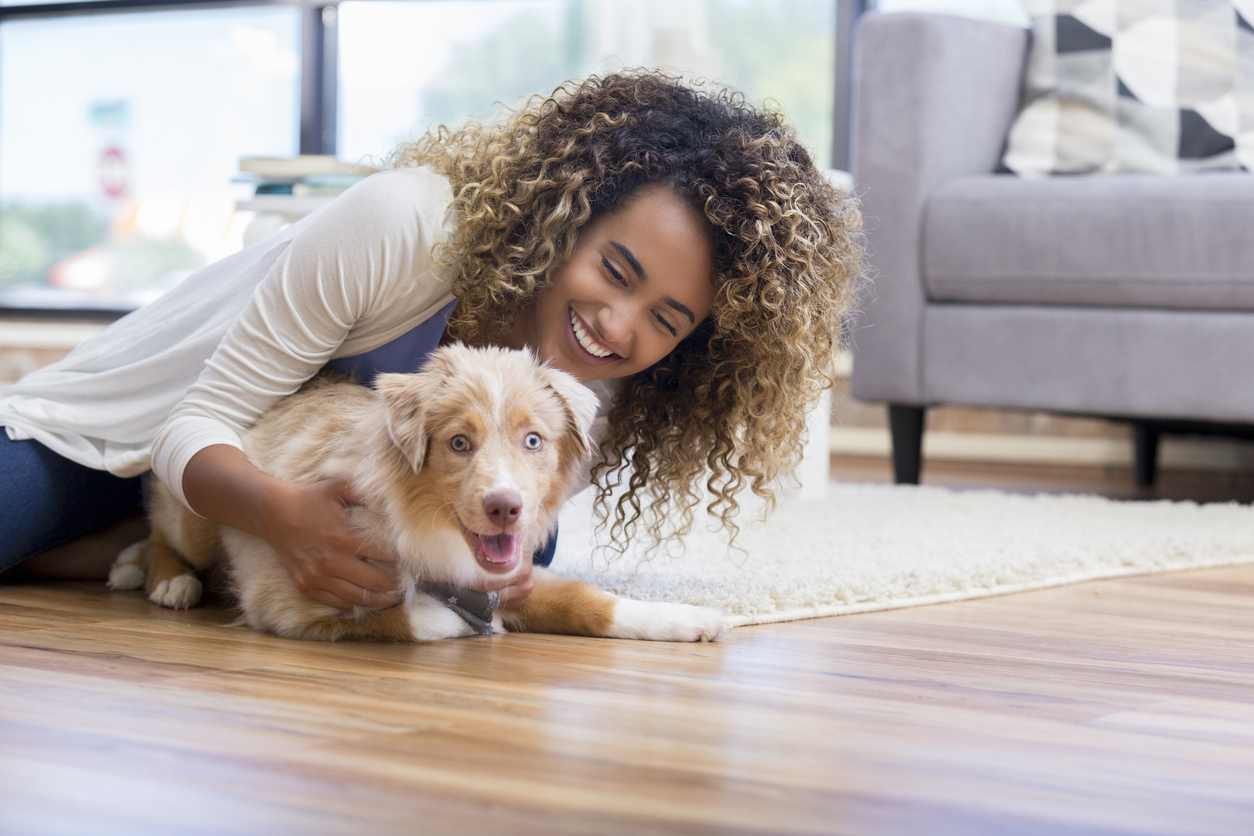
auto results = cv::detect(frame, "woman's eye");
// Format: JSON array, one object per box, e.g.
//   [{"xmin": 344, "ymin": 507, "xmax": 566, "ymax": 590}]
[
  {"xmin": 523, "ymin": 433, "xmax": 543, "ymax": 451},
  {"xmin": 654, "ymin": 311, "xmax": 678, "ymax": 337},
  {"xmin": 450, "ymin": 435, "xmax": 471, "ymax": 452},
  {"xmin": 601, "ymin": 256, "xmax": 628, "ymax": 286}
]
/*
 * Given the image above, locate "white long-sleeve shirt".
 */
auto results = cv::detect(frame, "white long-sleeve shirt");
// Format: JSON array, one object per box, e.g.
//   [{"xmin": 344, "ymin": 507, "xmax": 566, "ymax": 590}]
[{"xmin": 1, "ymin": 167, "xmax": 461, "ymax": 509}]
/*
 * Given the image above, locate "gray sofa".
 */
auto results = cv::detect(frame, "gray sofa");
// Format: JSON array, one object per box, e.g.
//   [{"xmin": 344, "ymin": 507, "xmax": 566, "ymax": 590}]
[{"xmin": 848, "ymin": 11, "xmax": 1254, "ymax": 484}]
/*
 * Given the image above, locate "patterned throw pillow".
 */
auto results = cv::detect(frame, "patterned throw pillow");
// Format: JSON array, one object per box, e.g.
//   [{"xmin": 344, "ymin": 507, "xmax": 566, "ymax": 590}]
[{"xmin": 1002, "ymin": 0, "xmax": 1254, "ymax": 176}]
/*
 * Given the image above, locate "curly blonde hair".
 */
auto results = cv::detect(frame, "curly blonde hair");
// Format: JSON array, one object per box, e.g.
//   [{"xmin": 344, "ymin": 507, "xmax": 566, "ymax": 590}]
[{"xmin": 390, "ymin": 71, "xmax": 863, "ymax": 548}]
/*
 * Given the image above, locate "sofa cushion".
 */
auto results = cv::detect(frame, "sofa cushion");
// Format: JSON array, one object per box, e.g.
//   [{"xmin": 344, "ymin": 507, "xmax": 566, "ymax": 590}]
[
  {"xmin": 1001, "ymin": 0, "xmax": 1254, "ymax": 176},
  {"xmin": 922, "ymin": 173, "xmax": 1254, "ymax": 311}
]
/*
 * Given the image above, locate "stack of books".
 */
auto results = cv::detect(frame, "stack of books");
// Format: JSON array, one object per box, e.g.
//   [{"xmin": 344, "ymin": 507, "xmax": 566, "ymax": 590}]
[{"xmin": 236, "ymin": 155, "xmax": 377, "ymax": 197}]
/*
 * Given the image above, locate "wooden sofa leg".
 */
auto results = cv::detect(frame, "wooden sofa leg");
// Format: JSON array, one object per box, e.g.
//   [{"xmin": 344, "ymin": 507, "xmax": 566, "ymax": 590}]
[
  {"xmin": 888, "ymin": 404, "xmax": 925, "ymax": 485},
  {"xmin": 1133, "ymin": 423, "xmax": 1160, "ymax": 487}
]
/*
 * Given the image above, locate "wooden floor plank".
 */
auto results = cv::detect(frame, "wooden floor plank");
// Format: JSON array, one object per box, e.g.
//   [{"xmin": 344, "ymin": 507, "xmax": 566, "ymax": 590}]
[{"xmin": 4, "ymin": 564, "xmax": 1254, "ymax": 835}]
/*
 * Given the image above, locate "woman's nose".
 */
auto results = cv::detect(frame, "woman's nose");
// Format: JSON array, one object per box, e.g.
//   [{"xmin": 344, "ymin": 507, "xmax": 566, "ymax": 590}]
[{"xmin": 595, "ymin": 304, "xmax": 636, "ymax": 348}]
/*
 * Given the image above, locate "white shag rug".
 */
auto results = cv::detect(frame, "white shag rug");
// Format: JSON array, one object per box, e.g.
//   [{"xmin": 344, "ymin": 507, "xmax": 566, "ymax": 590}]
[{"xmin": 552, "ymin": 483, "xmax": 1254, "ymax": 627}]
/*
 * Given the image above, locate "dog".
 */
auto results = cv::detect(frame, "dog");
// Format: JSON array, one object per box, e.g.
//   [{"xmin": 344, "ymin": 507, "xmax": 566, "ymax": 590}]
[{"xmin": 108, "ymin": 344, "xmax": 731, "ymax": 643}]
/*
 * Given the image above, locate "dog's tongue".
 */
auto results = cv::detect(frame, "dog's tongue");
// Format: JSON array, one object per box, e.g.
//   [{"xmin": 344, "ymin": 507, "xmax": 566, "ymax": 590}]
[{"xmin": 479, "ymin": 533, "xmax": 520, "ymax": 564}]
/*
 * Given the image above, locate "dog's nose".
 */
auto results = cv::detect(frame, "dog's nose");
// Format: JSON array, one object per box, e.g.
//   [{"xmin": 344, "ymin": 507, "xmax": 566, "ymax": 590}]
[{"xmin": 484, "ymin": 491, "xmax": 523, "ymax": 528}]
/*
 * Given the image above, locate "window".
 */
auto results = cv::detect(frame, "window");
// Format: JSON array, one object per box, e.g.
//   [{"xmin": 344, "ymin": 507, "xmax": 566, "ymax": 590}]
[
  {"xmin": 339, "ymin": 0, "xmax": 835, "ymax": 166},
  {"xmin": 0, "ymin": 3, "xmax": 300, "ymax": 311}
]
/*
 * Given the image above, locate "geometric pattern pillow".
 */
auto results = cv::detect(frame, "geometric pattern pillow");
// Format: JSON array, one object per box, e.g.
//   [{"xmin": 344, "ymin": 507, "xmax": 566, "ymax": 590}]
[{"xmin": 1002, "ymin": 0, "xmax": 1254, "ymax": 176}]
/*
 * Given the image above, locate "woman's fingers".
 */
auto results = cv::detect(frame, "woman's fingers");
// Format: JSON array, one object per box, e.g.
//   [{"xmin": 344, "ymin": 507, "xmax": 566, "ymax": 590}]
[
  {"xmin": 322, "ymin": 479, "xmax": 397, "ymax": 565},
  {"xmin": 498, "ymin": 577, "xmax": 534, "ymax": 609},
  {"xmin": 334, "ymin": 480, "xmax": 368, "ymax": 509},
  {"xmin": 495, "ymin": 554, "xmax": 534, "ymax": 608},
  {"xmin": 302, "ymin": 586, "xmax": 358, "ymax": 613},
  {"xmin": 260, "ymin": 481, "xmax": 403, "ymax": 611},
  {"xmin": 354, "ymin": 541, "xmax": 396, "ymax": 564},
  {"xmin": 310, "ymin": 573, "xmax": 403, "ymax": 612},
  {"xmin": 323, "ymin": 579, "xmax": 401, "ymax": 611},
  {"xmin": 338, "ymin": 552, "xmax": 401, "ymax": 594}
]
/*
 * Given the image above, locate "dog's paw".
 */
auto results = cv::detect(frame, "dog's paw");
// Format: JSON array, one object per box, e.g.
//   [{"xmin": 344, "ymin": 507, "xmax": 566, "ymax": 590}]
[
  {"xmin": 149, "ymin": 574, "xmax": 203, "ymax": 610},
  {"xmin": 107, "ymin": 542, "xmax": 146, "ymax": 591},
  {"xmin": 607, "ymin": 599, "xmax": 733, "ymax": 643}
]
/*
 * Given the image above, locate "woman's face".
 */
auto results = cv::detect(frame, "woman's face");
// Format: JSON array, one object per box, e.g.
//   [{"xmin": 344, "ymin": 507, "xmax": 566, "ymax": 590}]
[{"xmin": 509, "ymin": 186, "xmax": 717, "ymax": 384}]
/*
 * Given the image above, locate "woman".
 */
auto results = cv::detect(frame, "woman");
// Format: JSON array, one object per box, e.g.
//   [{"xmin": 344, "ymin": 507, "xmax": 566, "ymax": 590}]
[{"xmin": 0, "ymin": 71, "xmax": 863, "ymax": 611}]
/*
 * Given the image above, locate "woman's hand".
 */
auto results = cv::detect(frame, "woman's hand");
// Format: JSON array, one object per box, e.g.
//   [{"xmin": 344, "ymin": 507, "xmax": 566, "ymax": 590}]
[
  {"xmin": 496, "ymin": 556, "xmax": 533, "ymax": 609},
  {"xmin": 262, "ymin": 479, "xmax": 402, "ymax": 612},
  {"xmin": 183, "ymin": 445, "xmax": 401, "ymax": 613}
]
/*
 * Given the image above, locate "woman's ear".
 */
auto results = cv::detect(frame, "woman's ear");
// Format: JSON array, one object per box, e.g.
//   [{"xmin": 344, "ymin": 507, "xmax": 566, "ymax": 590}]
[{"xmin": 375, "ymin": 372, "xmax": 445, "ymax": 472}]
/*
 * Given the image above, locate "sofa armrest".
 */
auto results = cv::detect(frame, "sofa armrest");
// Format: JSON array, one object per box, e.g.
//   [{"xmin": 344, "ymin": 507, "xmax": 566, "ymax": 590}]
[{"xmin": 849, "ymin": 12, "xmax": 1028, "ymax": 404}]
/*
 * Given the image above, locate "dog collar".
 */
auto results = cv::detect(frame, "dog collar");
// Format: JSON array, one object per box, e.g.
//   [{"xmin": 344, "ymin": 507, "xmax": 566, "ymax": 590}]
[{"xmin": 416, "ymin": 581, "xmax": 499, "ymax": 636}]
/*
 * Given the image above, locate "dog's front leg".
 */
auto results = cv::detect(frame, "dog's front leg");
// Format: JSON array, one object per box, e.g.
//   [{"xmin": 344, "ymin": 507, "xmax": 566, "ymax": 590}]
[{"xmin": 499, "ymin": 568, "xmax": 731, "ymax": 642}]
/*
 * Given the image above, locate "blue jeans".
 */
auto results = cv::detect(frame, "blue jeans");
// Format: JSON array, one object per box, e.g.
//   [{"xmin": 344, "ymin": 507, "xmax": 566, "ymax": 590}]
[
  {"xmin": 0, "ymin": 434, "xmax": 557, "ymax": 574},
  {"xmin": 0, "ymin": 435, "xmax": 144, "ymax": 573}
]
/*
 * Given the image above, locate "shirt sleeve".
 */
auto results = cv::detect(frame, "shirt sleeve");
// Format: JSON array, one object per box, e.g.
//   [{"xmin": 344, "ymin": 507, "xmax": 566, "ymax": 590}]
[{"xmin": 150, "ymin": 168, "xmax": 452, "ymax": 511}]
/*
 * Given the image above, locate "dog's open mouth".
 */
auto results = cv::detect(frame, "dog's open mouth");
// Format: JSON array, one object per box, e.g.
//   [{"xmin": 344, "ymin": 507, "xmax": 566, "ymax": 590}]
[{"xmin": 458, "ymin": 524, "xmax": 523, "ymax": 573}]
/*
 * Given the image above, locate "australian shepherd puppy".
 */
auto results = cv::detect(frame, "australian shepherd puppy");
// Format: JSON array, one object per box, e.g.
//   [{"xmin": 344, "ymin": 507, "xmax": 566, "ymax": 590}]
[{"xmin": 108, "ymin": 344, "xmax": 731, "ymax": 643}]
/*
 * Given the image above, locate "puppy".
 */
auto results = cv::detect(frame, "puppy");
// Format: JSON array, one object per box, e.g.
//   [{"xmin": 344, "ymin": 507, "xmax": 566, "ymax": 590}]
[{"xmin": 109, "ymin": 344, "xmax": 731, "ymax": 643}]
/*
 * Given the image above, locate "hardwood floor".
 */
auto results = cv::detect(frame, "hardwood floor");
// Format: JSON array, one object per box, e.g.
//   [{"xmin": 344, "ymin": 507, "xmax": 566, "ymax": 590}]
[{"xmin": 4, "ymin": 461, "xmax": 1254, "ymax": 835}]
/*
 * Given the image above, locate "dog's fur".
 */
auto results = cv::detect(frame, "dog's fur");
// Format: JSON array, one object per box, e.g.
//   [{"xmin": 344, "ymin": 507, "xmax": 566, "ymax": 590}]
[{"xmin": 108, "ymin": 345, "xmax": 731, "ymax": 643}]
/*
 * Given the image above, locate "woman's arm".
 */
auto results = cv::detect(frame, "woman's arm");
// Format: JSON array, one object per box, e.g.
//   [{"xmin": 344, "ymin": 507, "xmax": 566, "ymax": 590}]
[
  {"xmin": 183, "ymin": 445, "xmax": 402, "ymax": 611},
  {"xmin": 151, "ymin": 168, "xmax": 456, "ymax": 513}
]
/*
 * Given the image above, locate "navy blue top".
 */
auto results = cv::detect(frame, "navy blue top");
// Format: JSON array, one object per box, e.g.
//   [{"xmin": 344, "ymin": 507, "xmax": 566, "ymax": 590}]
[{"xmin": 324, "ymin": 299, "xmax": 458, "ymax": 382}]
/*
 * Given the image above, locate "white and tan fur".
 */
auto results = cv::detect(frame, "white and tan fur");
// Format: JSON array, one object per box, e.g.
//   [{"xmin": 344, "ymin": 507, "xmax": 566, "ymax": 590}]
[{"xmin": 109, "ymin": 344, "xmax": 730, "ymax": 643}]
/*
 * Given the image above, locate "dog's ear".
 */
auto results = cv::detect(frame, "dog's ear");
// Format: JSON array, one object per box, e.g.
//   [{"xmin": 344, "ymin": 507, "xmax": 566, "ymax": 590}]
[
  {"xmin": 538, "ymin": 367, "xmax": 601, "ymax": 460},
  {"xmin": 375, "ymin": 371, "xmax": 445, "ymax": 472}
]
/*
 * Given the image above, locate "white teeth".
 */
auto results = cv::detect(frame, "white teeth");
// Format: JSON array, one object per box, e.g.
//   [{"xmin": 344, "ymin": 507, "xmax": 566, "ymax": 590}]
[{"xmin": 570, "ymin": 309, "xmax": 613, "ymax": 358}]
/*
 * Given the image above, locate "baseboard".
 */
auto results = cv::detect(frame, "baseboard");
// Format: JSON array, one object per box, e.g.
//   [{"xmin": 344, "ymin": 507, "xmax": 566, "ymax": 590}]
[{"xmin": 829, "ymin": 426, "xmax": 1254, "ymax": 473}]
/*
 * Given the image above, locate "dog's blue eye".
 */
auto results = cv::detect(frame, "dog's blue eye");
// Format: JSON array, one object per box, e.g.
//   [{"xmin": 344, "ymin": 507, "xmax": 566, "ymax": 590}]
[
  {"xmin": 450, "ymin": 435, "xmax": 471, "ymax": 452},
  {"xmin": 524, "ymin": 433, "xmax": 543, "ymax": 451}
]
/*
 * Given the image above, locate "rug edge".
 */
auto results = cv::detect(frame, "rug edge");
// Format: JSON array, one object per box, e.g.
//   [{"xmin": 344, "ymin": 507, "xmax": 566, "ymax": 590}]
[{"xmin": 724, "ymin": 554, "xmax": 1254, "ymax": 628}]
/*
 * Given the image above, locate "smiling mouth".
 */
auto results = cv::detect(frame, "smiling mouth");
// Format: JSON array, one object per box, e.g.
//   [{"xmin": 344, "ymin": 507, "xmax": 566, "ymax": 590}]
[
  {"xmin": 457, "ymin": 520, "xmax": 522, "ymax": 573},
  {"xmin": 569, "ymin": 308, "xmax": 619, "ymax": 360}
]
